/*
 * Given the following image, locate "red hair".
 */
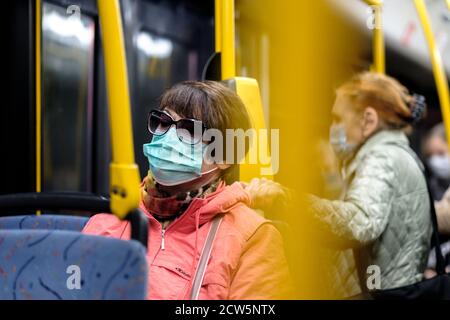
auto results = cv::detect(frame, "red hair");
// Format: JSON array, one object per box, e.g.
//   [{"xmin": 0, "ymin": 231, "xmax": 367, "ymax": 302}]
[{"xmin": 337, "ymin": 72, "xmax": 426, "ymax": 129}]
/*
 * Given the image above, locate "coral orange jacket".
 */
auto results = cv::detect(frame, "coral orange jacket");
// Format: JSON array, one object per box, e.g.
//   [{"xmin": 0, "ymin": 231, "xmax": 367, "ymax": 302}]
[{"xmin": 82, "ymin": 182, "xmax": 292, "ymax": 300}]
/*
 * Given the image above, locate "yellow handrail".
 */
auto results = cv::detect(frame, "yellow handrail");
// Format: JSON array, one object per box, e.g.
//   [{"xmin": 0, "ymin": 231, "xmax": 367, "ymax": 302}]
[
  {"xmin": 361, "ymin": 0, "xmax": 385, "ymax": 73},
  {"xmin": 216, "ymin": 0, "xmax": 236, "ymax": 79},
  {"xmin": 98, "ymin": 0, "xmax": 140, "ymax": 219},
  {"xmin": 372, "ymin": 4, "xmax": 385, "ymax": 74},
  {"xmin": 35, "ymin": 0, "xmax": 42, "ymax": 215},
  {"xmin": 363, "ymin": 0, "xmax": 382, "ymax": 5},
  {"xmin": 414, "ymin": 0, "xmax": 450, "ymax": 152}
]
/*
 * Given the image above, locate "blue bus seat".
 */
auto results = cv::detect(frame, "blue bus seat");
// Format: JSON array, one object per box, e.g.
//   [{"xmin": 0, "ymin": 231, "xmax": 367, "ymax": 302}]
[
  {"xmin": 0, "ymin": 229, "xmax": 148, "ymax": 299},
  {"xmin": 0, "ymin": 215, "xmax": 89, "ymax": 231}
]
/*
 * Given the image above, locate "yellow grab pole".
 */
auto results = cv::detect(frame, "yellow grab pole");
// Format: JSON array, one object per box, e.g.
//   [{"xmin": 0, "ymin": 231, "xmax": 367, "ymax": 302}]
[
  {"xmin": 414, "ymin": 0, "xmax": 450, "ymax": 150},
  {"xmin": 220, "ymin": 0, "xmax": 236, "ymax": 79},
  {"xmin": 363, "ymin": 0, "xmax": 382, "ymax": 5},
  {"xmin": 35, "ymin": 0, "xmax": 41, "ymax": 215},
  {"xmin": 362, "ymin": 0, "xmax": 385, "ymax": 73},
  {"xmin": 98, "ymin": 0, "xmax": 140, "ymax": 219},
  {"xmin": 372, "ymin": 4, "xmax": 385, "ymax": 73}
]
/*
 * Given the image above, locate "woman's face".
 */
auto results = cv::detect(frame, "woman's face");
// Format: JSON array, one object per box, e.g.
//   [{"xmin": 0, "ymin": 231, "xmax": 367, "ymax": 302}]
[
  {"xmin": 163, "ymin": 108, "xmax": 228, "ymax": 173},
  {"xmin": 425, "ymin": 135, "xmax": 448, "ymax": 158},
  {"xmin": 331, "ymin": 93, "xmax": 379, "ymax": 146},
  {"xmin": 425, "ymin": 135, "xmax": 450, "ymax": 179}
]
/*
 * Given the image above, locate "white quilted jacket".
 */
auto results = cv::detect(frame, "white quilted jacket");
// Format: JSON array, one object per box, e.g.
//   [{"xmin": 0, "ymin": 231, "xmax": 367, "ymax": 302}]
[{"xmin": 309, "ymin": 130, "xmax": 432, "ymax": 298}]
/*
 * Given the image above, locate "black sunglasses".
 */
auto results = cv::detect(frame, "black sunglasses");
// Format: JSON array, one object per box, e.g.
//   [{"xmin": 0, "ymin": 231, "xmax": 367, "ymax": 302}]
[{"xmin": 147, "ymin": 110, "xmax": 207, "ymax": 145}]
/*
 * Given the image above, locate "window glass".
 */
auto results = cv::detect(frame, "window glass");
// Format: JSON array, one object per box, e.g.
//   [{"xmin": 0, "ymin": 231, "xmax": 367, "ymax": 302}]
[{"xmin": 42, "ymin": 2, "xmax": 95, "ymax": 191}]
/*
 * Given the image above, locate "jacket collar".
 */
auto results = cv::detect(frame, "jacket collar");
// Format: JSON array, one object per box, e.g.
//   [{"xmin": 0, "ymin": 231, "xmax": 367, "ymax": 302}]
[
  {"xmin": 341, "ymin": 130, "xmax": 409, "ymax": 181},
  {"xmin": 139, "ymin": 181, "xmax": 251, "ymax": 233}
]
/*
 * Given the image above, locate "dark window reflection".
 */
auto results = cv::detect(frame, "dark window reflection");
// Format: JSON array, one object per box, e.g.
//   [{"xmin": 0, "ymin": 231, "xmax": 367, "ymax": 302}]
[
  {"xmin": 135, "ymin": 30, "xmax": 199, "ymax": 178},
  {"xmin": 42, "ymin": 2, "xmax": 95, "ymax": 191}
]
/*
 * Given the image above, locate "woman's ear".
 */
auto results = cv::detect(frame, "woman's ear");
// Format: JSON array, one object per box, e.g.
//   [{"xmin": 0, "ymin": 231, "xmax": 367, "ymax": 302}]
[{"xmin": 361, "ymin": 106, "xmax": 379, "ymax": 138}]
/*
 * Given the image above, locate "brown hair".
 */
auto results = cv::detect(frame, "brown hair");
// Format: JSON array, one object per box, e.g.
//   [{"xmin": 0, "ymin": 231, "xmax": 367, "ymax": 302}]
[
  {"xmin": 158, "ymin": 80, "xmax": 251, "ymax": 166},
  {"xmin": 337, "ymin": 72, "xmax": 426, "ymax": 130}
]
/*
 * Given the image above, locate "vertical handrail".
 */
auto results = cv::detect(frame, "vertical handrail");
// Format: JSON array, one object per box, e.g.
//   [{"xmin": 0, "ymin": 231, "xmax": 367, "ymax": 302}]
[
  {"xmin": 216, "ymin": 0, "xmax": 236, "ymax": 80},
  {"xmin": 97, "ymin": 0, "xmax": 140, "ymax": 219},
  {"xmin": 362, "ymin": 0, "xmax": 385, "ymax": 73},
  {"xmin": 372, "ymin": 4, "xmax": 385, "ymax": 73},
  {"xmin": 35, "ymin": 0, "xmax": 42, "ymax": 215},
  {"xmin": 414, "ymin": 0, "xmax": 450, "ymax": 150}
]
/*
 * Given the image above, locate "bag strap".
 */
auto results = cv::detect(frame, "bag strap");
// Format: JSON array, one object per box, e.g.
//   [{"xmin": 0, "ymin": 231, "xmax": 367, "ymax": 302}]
[
  {"xmin": 388, "ymin": 143, "xmax": 446, "ymax": 275},
  {"xmin": 189, "ymin": 215, "xmax": 223, "ymax": 300},
  {"xmin": 424, "ymin": 174, "xmax": 446, "ymax": 274}
]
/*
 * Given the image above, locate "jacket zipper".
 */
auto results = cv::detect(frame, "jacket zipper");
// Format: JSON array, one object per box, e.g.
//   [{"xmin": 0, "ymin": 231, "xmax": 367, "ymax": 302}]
[
  {"xmin": 161, "ymin": 228, "xmax": 166, "ymax": 251},
  {"xmin": 154, "ymin": 201, "xmax": 203, "ymax": 252}
]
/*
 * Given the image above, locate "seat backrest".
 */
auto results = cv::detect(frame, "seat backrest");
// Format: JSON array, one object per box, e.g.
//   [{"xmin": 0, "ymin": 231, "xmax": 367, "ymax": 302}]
[
  {"xmin": 0, "ymin": 215, "xmax": 89, "ymax": 231},
  {"xmin": 0, "ymin": 229, "xmax": 148, "ymax": 299},
  {"xmin": 222, "ymin": 77, "xmax": 274, "ymax": 183}
]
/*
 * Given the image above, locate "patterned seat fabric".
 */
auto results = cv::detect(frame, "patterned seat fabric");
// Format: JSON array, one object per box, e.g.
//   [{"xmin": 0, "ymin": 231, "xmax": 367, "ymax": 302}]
[
  {"xmin": 0, "ymin": 229, "xmax": 148, "ymax": 299},
  {"xmin": 0, "ymin": 215, "xmax": 89, "ymax": 231}
]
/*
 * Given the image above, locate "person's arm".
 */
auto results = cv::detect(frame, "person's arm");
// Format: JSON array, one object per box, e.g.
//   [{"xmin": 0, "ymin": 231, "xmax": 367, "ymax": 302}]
[
  {"xmin": 228, "ymin": 223, "xmax": 293, "ymax": 299},
  {"xmin": 307, "ymin": 150, "xmax": 396, "ymax": 249}
]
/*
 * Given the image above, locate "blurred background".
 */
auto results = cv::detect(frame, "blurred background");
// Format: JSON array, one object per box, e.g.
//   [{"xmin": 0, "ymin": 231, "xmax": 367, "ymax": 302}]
[{"xmin": 2, "ymin": 0, "xmax": 450, "ymax": 298}]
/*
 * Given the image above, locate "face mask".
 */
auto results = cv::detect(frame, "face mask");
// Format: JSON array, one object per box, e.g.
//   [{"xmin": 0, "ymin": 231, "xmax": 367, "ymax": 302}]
[
  {"xmin": 329, "ymin": 124, "xmax": 358, "ymax": 162},
  {"xmin": 428, "ymin": 154, "xmax": 450, "ymax": 179},
  {"xmin": 143, "ymin": 127, "xmax": 208, "ymax": 186}
]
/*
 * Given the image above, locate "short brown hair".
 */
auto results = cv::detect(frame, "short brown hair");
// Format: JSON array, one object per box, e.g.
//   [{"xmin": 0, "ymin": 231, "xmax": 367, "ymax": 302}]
[
  {"xmin": 337, "ymin": 72, "xmax": 426, "ymax": 130},
  {"xmin": 158, "ymin": 80, "xmax": 251, "ymax": 165}
]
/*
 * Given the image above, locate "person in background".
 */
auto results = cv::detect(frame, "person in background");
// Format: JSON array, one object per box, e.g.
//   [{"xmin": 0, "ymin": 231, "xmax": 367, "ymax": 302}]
[
  {"xmin": 83, "ymin": 81, "xmax": 292, "ymax": 300},
  {"xmin": 422, "ymin": 122, "xmax": 450, "ymax": 234},
  {"xmin": 306, "ymin": 72, "xmax": 432, "ymax": 298},
  {"xmin": 422, "ymin": 123, "xmax": 450, "ymax": 200},
  {"xmin": 421, "ymin": 123, "xmax": 450, "ymax": 278},
  {"xmin": 434, "ymin": 188, "xmax": 450, "ymax": 235}
]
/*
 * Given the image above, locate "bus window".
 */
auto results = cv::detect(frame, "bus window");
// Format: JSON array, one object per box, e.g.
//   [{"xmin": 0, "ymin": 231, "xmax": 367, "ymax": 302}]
[
  {"xmin": 134, "ymin": 30, "xmax": 199, "ymax": 178},
  {"xmin": 41, "ymin": 2, "xmax": 95, "ymax": 192}
]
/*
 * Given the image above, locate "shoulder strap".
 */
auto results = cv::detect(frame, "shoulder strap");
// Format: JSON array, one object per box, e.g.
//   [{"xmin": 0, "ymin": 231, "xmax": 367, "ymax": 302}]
[
  {"xmin": 386, "ymin": 143, "xmax": 446, "ymax": 275},
  {"xmin": 189, "ymin": 215, "xmax": 223, "ymax": 300}
]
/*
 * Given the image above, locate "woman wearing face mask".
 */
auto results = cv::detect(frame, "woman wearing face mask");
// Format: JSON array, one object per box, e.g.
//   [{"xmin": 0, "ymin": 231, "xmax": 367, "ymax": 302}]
[
  {"xmin": 306, "ymin": 72, "xmax": 432, "ymax": 298},
  {"xmin": 82, "ymin": 81, "xmax": 292, "ymax": 300},
  {"xmin": 423, "ymin": 124, "xmax": 450, "ymax": 277},
  {"xmin": 422, "ymin": 123, "xmax": 450, "ymax": 200}
]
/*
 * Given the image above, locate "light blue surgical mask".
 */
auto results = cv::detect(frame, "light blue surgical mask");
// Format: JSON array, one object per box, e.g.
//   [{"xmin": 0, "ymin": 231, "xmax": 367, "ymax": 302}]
[
  {"xmin": 329, "ymin": 124, "xmax": 358, "ymax": 162},
  {"xmin": 143, "ymin": 127, "xmax": 207, "ymax": 186},
  {"xmin": 428, "ymin": 154, "xmax": 450, "ymax": 180}
]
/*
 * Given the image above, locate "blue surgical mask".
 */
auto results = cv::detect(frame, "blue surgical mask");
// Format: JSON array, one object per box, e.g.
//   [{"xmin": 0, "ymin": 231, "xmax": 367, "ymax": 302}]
[
  {"xmin": 143, "ymin": 127, "xmax": 207, "ymax": 186},
  {"xmin": 329, "ymin": 124, "xmax": 358, "ymax": 161},
  {"xmin": 428, "ymin": 154, "xmax": 450, "ymax": 180}
]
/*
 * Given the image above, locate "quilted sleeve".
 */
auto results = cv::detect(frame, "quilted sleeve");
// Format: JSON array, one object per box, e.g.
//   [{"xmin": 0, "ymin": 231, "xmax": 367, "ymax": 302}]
[{"xmin": 308, "ymin": 149, "xmax": 396, "ymax": 248}]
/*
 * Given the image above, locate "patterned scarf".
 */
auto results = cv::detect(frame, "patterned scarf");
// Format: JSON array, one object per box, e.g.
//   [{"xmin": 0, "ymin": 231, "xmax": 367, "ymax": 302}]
[{"xmin": 141, "ymin": 172, "xmax": 221, "ymax": 222}]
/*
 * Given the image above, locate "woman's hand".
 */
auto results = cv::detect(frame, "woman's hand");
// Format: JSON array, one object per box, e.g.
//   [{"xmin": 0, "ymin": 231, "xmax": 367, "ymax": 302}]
[
  {"xmin": 242, "ymin": 178, "xmax": 290, "ymax": 214},
  {"xmin": 434, "ymin": 188, "xmax": 450, "ymax": 235}
]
